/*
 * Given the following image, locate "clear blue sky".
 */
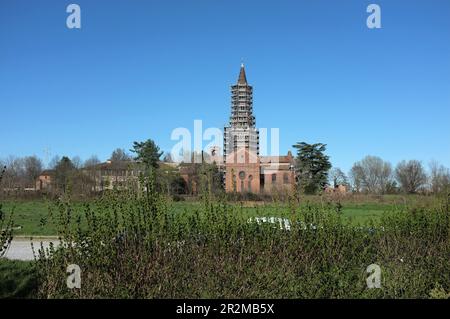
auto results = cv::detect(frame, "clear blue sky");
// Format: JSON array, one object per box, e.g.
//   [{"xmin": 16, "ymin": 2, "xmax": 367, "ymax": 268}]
[{"xmin": 1, "ymin": 0, "xmax": 449, "ymax": 173}]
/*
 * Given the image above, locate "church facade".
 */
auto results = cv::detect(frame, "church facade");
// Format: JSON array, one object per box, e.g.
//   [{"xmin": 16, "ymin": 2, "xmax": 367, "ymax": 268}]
[{"xmin": 223, "ymin": 65, "xmax": 296, "ymax": 194}]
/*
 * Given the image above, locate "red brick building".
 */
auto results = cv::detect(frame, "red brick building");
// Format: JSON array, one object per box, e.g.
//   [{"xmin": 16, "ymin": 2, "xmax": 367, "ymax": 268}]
[{"xmin": 223, "ymin": 65, "xmax": 296, "ymax": 194}]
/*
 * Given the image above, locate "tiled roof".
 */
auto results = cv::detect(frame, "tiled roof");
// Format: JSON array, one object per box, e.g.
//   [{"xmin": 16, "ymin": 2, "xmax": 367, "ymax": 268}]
[
  {"xmin": 85, "ymin": 160, "xmax": 137, "ymax": 170},
  {"xmin": 39, "ymin": 170, "xmax": 55, "ymax": 176},
  {"xmin": 259, "ymin": 155, "xmax": 293, "ymax": 164}
]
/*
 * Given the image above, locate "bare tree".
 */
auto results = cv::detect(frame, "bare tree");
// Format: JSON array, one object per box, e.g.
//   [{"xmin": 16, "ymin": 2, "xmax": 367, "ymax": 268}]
[
  {"xmin": 110, "ymin": 148, "xmax": 131, "ymax": 162},
  {"xmin": 84, "ymin": 155, "xmax": 101, "ymax": 193},
  {"xmin": 24, "ymin": 155, "xmax": 43, "ymax": 190},
  {"xmin": 350, "ymin": 155, "xmax": 393, "ymax": 194},
  {"xmin": 349, "ymin": 166, "xmax": 363, "ymax": 193},
  {"xmin": 71, "ymin": 156, "xmax": 83, "ymax": 169},
  {"xmin": 429, "ymin": 160, "xmax": 450, "ymax": 194},
  {"xmin": 329, "ymin": 167, "xmax": 349, "ymax": 188},
  {"xmin": 2, "ymin": 156, "xmax": 26, "ymax": 190},
  {"xmin": 48, "ymin": 155, "xmax": 61, "ymax": 169},
  {"xmin": 84, "ymin": 155, "xmax": 101, "ymax": 167},
  {"xmin": 395, "ymin": 160, "xmax": 427, "ymax": 193}
]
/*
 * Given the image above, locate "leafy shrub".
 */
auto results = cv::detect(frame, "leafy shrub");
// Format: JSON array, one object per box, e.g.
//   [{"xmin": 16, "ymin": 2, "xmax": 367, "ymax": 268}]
[
  {"xmin": 0, "ymin": 166, "xmax": 14, "ymax": 258},
  {"xmin": 33, "ymin": 181, "xmax": 450, "ymax": 298},
  {"xmin": 0, "ymin": 260, "xmax": 37, "ymax": 298}
]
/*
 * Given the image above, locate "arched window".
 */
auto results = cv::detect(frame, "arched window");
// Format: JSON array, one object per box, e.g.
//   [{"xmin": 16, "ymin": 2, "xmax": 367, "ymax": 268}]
[{"xmin": 248, "ymin": 175, "xmax": 253, "ymax": 192}]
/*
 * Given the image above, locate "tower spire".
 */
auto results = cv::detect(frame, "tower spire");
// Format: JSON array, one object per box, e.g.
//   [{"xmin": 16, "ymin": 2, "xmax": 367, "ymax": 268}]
[
  {"xmin": 228, "ymin": 63, "xmax": 255, "ymax": 128},
  {"xmin": 224, "ymin": 63, "xmax": 259, "ymax": 162},
  {"xmin": 237, "ymin": 63, "xmax": 247, "ymax": 85}
]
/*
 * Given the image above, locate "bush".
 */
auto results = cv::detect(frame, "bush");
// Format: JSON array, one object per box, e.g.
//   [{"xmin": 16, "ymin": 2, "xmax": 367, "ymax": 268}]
[
  {"xmin": 172, "ymin": 194, "xmax": 185, "ymax": 202},
  {"xmin": 225, "ymin": 191, "xmax": 273, "ymax": 202},
  {"xmin": 0, "ymin": 166, "xmax": 14, "ymax": 258},
  {"xmin": 33, "ymin": 186, "xmax": 450, "ymax": 298},
  {"xmin": 0, "ymin": 260, "xmax": 37, "ymax": 298}
]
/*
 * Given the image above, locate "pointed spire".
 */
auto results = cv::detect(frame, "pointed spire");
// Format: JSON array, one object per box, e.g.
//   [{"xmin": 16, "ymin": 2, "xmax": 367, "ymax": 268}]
[{"xmin": 237, "ymin": 63, "xmax": 247, "ymax": 85}]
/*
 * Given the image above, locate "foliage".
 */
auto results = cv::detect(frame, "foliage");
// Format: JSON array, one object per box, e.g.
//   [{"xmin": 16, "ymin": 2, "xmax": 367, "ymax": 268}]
[
  {"xmin": 293, "ymin": 142, "xmax": 331, "ymax": 194},
  {"xmin": 0, "ymin": 260, "xmax": 37, "ymax": 298},
  {"xmin": 178, "ymin": 161, "xmax": 224, "ymax": 197},
  {"xmin": 198, "ymin": 162, "xmax": 224, "ymax": 201},
  {"xmin": 156, "ymin": 162, "xmax": 187, "ymax": 196},
  {"xmin": 429, "ymin": 283, "xmax": 450, "ymax": 299},
  {"xmin": 53, "ymin": 156, "xmax": 76, "ymax": 194},
  {"xmin": 131, "ymin": 139, "xmax": 163, "ymax": 171},
  {"xmin": 32, "ymin": 186, "xmax": 449, "ymax": 299},
  {"xmin": 0, "ymin": 165, "xmax": 14, "ymax": 258}
]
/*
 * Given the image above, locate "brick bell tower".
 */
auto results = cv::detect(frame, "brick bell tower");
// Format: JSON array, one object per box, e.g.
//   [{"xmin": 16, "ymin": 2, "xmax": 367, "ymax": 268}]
[{"xmin": 224, "ymin": 64, "xmax": 260, "ymax": 193}]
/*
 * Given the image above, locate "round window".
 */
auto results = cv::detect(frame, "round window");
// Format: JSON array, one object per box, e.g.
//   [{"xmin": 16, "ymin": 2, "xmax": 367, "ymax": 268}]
[{"xmin": 239, "ymin": 171, "xmax": 246, "ymax": 180}]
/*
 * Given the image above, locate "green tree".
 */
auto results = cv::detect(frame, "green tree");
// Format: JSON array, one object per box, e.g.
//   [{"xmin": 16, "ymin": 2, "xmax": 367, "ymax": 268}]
[
  {"xmin": 198, "ymin": 162, "xmax": 224, "ymax": 201},
  {"xmin": 293, "ymin": 142, "xmax": 331, "ymax": 194},
  {"xmin": 54, "ymin": 156, "xmax": 76, "ymax": 194},
  {"xmin": 130, "ymin": 139, "xmax": 163, "ymax": 171},
  {"xmin": 156, "ymin": 163, "xmax": 187, "ymax": 195}
]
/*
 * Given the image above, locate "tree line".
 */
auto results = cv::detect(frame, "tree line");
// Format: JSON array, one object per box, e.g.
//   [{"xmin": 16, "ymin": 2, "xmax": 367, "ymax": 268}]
[
  {"xmin": 1, "ymin": 139, "xmax": 449, "ymax": 198},
  {"xmin": 0, "ymin": 139, "xmax": 223, "ymax": 199},
  {"xmin": 293, "ymin": 142, "xmax": 450, "ymax": 195},
  {"xmin": 0, "ymin": 139, "xmax": 173, "ymax": 196},
  {"xmin": 348, "ymin": 156, "xmax": 450, "ymax": 194}
]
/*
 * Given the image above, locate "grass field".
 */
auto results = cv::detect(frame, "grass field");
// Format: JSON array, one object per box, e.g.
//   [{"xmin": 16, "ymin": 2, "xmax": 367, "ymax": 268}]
[
  {"xmin": 1, "ymin": 192, "xmax": 448, "ymax": 298},
  {"xmin": 1, "ymin": 194, "xmax": 442, "ymax": 236}
]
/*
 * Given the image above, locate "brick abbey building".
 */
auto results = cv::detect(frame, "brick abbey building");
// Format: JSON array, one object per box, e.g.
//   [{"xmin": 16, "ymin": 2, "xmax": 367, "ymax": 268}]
[
  {"xmin": 222, "ymin": 65, "xmax": 296, "ymax": 194},
  {"xmin": 33, "ymin": 65, "xmax": 296, "ymax": 195}
]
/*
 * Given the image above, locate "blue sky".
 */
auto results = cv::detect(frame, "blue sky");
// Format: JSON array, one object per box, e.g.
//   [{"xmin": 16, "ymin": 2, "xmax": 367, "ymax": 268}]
[{"xmin": 1, "ymin": 0, "xmax": 449, "ymax": 173}]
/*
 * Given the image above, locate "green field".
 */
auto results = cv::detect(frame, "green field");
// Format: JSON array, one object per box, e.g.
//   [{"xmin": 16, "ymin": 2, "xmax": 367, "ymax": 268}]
[
  {"xmin": 2, "ymin": 194, "xmax": 440, "ymax": 236},
  {"xmin": 1, "ymin": 193, "xmax": 448, "ymax": 298}
]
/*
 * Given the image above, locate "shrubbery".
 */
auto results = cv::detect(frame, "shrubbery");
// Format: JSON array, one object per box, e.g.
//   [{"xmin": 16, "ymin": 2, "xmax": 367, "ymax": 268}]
[
  {"xmin": 0, "ymin": 166, "xmax": 14, "ymax": 258},
  {"xmin": 0, "ymin": 260, "xmax": 37, "ymax": 298},
  {"xmin": 33, "ymin": 179, "xmax": 450, "ymax": 298}
]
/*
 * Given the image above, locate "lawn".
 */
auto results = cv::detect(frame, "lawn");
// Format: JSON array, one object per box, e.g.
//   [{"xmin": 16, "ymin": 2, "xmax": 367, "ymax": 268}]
[{"xmin": 1, "ymin": 195, "xmax": 427, "ymax": 236}]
